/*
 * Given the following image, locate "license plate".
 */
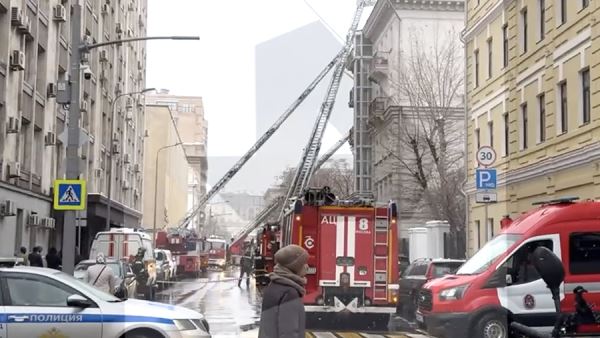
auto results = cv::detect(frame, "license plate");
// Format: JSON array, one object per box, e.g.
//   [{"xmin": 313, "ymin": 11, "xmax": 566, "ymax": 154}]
[{"xmin": 415, "ymin": 313, "xmax": 424, "ymax": 323}]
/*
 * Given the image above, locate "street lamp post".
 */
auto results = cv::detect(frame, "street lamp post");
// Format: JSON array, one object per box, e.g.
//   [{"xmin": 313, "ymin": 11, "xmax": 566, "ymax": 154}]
[
  {"xmin": 62, "ymin": 2, "xmax": 199, "ymax": 275},
  {"xmin": 152, "ymin": 143, "xmax": 182, "ymax": 247},
  {"xmin": 105, "ymin": 88, "xmax": 157, "ymax": 231}
]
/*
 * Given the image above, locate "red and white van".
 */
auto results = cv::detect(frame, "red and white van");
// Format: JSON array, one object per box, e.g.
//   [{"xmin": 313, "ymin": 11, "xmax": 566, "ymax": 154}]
[{"xmin": 417, "ymin": 197, "xmax": 600, "ymax": 338}]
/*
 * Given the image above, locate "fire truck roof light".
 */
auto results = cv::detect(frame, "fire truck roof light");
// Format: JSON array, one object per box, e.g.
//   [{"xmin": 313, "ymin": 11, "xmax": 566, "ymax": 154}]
[{"xmin": 531, "ymin": 196, "xmax": 579, "ymax": 206}]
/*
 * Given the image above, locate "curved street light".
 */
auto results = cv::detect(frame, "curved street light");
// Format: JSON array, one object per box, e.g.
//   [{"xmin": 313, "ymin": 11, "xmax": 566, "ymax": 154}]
[
  {"xmin": 106, "ymin": 88, "xmax": 159, "ymax": 230},
  {"xmin": 152, "ymin": 142, "xmax": 183, "ymax": 247}
]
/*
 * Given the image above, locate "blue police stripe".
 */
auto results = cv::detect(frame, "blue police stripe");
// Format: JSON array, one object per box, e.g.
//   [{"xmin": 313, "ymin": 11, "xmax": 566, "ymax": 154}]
[{"xmin": 4, "ymin": 313, "xmax": 173, "ymax": 325}]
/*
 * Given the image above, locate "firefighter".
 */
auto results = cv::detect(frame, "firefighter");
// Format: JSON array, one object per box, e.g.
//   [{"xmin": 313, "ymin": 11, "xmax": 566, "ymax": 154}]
[
  {"xmin": 238, "ymin": 246, "xmax": 253, "ymax": 288},
  {"xmin": 131, "ymin": 248, "xmax": 154, "ymax": 300}
]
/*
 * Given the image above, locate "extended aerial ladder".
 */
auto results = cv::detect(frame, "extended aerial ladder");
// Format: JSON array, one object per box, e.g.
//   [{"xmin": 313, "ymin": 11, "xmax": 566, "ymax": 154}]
[
  {"xmin": 230, "ymin": 1, "xmax": 369, "ymax": 246},
  {"xmin": 278, "ymin": 1, "xmax": 367, "ymax": 219},
  {"xmin": 173, "ymin": 49, "xmax": 345, "ymax": 231},
  {"xmin": 313, "ymin": 130, "xmax": 350, "ymax": 171},
  {"xmin": 230, "ymin": 129, "xmax": 350, "ymax": 247}
]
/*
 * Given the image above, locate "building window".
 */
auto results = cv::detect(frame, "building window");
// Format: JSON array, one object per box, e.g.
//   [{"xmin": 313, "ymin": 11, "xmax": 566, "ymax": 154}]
[
  {"xmin": 503, "ymin": 113, "xmax": 509, "ymax": 156},
  {"xmin": 560, "ymin": 81, "xmax": 568, "ymax": 133},
  {"xmin": 539, "ymin": 0, "xmax": 545, "ymax": 40},
  {"xmin": 539, "ymin": 94, "xmax": 546, "ymax": 142},
  {"xmin": 475, "ymin": 128, "xmax": 481, "ymax": 149},
  {"xmin": 521, "ymin": 8, "xmax": 528, "ymax": 53},
  {"xmin": 582, "ymin": 68, "xmax": 590, "ymax": 125},
  {"xmin": 502, "ymin": 25, "xmax": 509, "ymax": 67},
  {"xmin": 487, "ymin": 218, "xmax": 494, "ymax": 241},
  {"xmin": 488, "ymin": 121, "xmax": 494, "ymax": 148},
  {"xmin": 560, "ymin": 0, "xmax": 567, "ymax": 24},
  {"xmin": 474, "ymin": 49, "xmax": 480, "ymax": 87},
  {"xmin": 487, "ymin": 39, "xmax": 492, "ymax": 78},
  {"xmin": 522, "ymin": 104, "xmax": 528, "ymax": 149},
  {"xmin": 583, "ymin": 0, "xmax": 590, "ymax": 9},
  {"xmin": 476, "ymin": 220, "xmax": 481, "ymax": 249}
]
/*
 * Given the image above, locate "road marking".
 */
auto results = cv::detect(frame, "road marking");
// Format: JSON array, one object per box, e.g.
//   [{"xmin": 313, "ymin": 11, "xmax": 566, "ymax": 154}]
[
  {"xmin": 312, "ymin": 333, "xmax": 339, "ymax": 338},
  {"xmin": 332, "ymin": 332, "xmax": 363, "ymax": 338}
]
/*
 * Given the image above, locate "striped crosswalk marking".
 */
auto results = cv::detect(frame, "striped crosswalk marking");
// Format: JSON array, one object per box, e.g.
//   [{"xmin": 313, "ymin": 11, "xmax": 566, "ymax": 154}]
[
  {"xmin": 307, "ymin": 333, "xmax": 413, "ymax": 338},
  {"xmin": 311, "ymin": 333, "xmax": 339, "ymax": 338}
]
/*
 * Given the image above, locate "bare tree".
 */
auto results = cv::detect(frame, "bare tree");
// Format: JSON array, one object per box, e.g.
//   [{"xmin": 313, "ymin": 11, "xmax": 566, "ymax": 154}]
[
  {"xmin": 381, "ymin": 28, "xmax": 466, "ymax": 257},
  {"xmin": 269, "ymin": 159, "xmax": 354, "ymax": 200},
  {"xmin": 310, "ymin": 158, "xmax": 354, "ymax": 198}
]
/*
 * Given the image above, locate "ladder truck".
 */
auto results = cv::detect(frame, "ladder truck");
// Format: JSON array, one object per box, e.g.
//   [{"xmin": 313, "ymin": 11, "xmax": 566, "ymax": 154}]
[{"xmin": 241, "ymin": 0, "xmax": 399, "ymax": 330}]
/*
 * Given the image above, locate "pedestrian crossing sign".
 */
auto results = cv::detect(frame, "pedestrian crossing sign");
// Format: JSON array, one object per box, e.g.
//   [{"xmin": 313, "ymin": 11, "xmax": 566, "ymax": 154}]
[{"xmin": 53, "ymin": 179, "xmax": 86, "ymax": 210}]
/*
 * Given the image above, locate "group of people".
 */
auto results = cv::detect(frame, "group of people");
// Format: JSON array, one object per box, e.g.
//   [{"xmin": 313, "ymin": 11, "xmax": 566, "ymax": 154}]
[{"xmin": 16, "ymin": 246, "xmax": 62, "ymax": 270}]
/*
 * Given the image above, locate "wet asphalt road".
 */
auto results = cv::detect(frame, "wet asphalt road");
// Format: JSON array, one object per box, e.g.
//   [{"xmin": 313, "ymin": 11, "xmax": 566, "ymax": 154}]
[{"xmin": 156, "ymin": 267, "xmax": 431, "ymax": 338}]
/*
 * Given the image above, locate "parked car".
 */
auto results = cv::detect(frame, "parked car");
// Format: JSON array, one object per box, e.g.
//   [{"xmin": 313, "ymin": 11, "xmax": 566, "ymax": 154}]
[
  {"xmin": 397, "ymin": 258, "xmax": 464, "ymax": 319},
  {"xmin": 74, "ymin": 258, "xmax": 137, "ymax": 299},
  {"xmin": 155, "ymin": 249, "xmax": 176, "ymax": 284}
]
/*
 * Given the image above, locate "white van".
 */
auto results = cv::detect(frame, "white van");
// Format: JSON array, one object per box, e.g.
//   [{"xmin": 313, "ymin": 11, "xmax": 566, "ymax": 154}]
[
  {"xmin": 90, "ymin": 228, "xmax": 154, "ymax": 261},
  {"xmin": 89, "ymin": 228, "xmax": 157, "ymax": 291}
]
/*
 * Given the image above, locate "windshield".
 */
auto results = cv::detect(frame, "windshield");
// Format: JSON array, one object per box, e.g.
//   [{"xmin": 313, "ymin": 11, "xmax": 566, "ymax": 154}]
[
  {"xmin": 456, "ymin": 234, "xmax": 522, "ymax": 275},
  {"xmin": 206, "ymin": 242, "xmax": 225, "ymax": 250},
  {"xmin": 53, "ymin": 271, "xmax": 121, "ymax": 302},
  {"xmin": 431, "ymin": 262, "xmax": 464, "ymax": 278}
]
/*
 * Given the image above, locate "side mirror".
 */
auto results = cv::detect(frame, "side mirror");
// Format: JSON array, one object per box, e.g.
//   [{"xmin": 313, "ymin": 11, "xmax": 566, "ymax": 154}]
[
  {"xmin": 67, "ymin": 294, "xmax": 93, "ymax": 308},
  {"xmin": 532, "ymin": 246, "xmax": 565, "ymax": 290}
]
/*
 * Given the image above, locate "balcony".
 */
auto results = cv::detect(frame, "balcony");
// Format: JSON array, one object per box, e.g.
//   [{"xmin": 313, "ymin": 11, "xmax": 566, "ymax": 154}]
[
  {"xmin": 369, "ymin": 54, "xmax": 389, "ymax": 82},
  {"xmin": 369, "ymin": 97, "xmax": 390, "ymax": 116}
]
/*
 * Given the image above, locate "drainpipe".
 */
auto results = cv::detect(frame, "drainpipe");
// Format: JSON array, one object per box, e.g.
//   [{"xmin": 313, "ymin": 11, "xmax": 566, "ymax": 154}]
[{"xmin": 459, "ymin": 2, "xmax": 470, "ymax": 259}]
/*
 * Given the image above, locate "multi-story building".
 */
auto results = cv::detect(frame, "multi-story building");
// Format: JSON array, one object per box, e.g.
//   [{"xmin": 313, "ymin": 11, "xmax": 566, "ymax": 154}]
[
  {"xmin": 0, "ymin": 0, "xmax": 147, "ymax": 256},
  {"xmin": 348, "ymin": 0, "xmax": 464, "ymax": 243},
  {"xmin": 464, "ymin": 0, "xmax": 597, "ymax": 254},
  {"xmin": 221, "ymin": 191, "xmax": 265, "ymax": 222},
  {"xmin": 145, "ymin": 94, "xmax": 208, "ymax": 215},
  {"xmin": 142, "ymin": 104, "xmax": 188, "ymax": 230}
]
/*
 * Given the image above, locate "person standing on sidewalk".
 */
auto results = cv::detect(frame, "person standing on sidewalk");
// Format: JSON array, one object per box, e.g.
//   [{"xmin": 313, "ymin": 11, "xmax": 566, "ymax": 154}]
[{"xmin": 258, "ymin": 244, "xmax": 309, "ymax": 338}]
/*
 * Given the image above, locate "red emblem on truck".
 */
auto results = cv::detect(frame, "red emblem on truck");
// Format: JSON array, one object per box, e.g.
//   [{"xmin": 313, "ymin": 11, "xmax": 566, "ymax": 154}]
[{"xmin": 524, "ymin": 294, "xmax": 535, "ymax": 309}]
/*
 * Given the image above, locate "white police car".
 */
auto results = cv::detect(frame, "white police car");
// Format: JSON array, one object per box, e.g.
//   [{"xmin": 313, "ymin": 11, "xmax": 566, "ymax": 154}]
[{"xmin": 0, "ymin": 266, "xmax": 210, "ymax": 338}]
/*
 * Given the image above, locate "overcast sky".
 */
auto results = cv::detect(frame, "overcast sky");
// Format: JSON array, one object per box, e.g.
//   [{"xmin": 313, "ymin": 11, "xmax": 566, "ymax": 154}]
[{"xmin": 146, "ymin": 0, "xmax": 371, "ymax": 193}]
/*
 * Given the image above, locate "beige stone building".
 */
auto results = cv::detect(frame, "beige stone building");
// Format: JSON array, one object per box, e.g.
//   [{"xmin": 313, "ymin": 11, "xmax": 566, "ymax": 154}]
[
  {"xmin": 0, "ymin": 0, "xmax": 147, "ymax": 256},
  {"xmin": 465, "ymin": 0, "xmax": 597, "ymax": 254},
  {"xmin": 142, "ymin": 104, "xmax": 188, "ymax": 230},
  {"xmin": 144, "ymin": 94, "xmax": 208, "ymax": 230}
]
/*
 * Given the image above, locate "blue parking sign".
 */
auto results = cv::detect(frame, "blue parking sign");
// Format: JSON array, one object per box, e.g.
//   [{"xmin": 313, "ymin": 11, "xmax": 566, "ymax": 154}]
[{"xmin": 476, "ymin": 169, "xmax": 497, "ymax": 190}]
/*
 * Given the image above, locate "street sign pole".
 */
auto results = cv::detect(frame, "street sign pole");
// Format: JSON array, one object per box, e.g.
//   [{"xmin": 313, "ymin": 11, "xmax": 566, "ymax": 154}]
[
  {"xmin": 476, "ymin": 146, "xmax": 498, "ymax": 245},
  {"xmin": 62, "ymin": 1, "xmax": 82, "ymax": 275}
]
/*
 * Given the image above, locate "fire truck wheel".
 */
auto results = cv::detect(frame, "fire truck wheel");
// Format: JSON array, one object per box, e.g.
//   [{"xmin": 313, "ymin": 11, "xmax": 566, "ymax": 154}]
[{"xmin": 472, "ymin": 312, "xmax": 508, "ymax": 338}]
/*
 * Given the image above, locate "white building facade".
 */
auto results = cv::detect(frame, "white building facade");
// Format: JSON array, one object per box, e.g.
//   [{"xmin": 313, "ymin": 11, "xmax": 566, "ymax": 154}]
[
  {"xmin": 349, "ymin": 0, "xmax": 464, "ymax": 246},
  {"xmin": 0, "ymin": 0, "xmax": 148, "ymax": 257}
]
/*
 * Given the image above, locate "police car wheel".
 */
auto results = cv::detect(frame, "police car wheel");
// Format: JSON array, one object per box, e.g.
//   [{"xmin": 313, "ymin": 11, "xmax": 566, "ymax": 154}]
[
  {"xmin": 122, "ymin": 329, "xmax": 163, "ymax": 338},
  {"xmin": 473, "ymin": 313, "xmax": 507, "ymax": 338}
]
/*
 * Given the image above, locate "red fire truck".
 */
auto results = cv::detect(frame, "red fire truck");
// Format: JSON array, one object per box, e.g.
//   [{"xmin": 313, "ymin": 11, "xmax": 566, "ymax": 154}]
[
  {"xmin": 155, "ymin": 230, "xmax": 208, "ymax": 277},
  {"xmin": 205, "ymin": 236, "xmax": 228, "ymax": 270},
  {"xmin": 263, "ymin": 188, "xmax": 400, "ymax": 330}
]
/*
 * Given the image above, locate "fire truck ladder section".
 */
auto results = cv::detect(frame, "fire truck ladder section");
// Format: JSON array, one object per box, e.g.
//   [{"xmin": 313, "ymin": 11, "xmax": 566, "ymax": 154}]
[
  {"xmin": 313, "ymin": 130, "xmax": 350, "ymax": 171},
  {"xmin": 373, "ymin": 214, "xmax": 391, "ymax": 301},
  {"xmin": 230, "ymin": 197, "xmax": 284, "ymax": 248},
  {"xmin": 173, "ymin": 50, "xmax": 344, "ymax": 231},
  {"xmin": 279, "ymin": 1, "xmax": 367, "ymax": 219}
]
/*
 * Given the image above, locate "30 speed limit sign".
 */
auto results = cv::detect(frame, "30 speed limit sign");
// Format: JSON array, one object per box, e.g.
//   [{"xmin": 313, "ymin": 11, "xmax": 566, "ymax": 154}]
[{"xmin": 477, "ymin": 146, "xmax": 496, "ymax": 167}]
